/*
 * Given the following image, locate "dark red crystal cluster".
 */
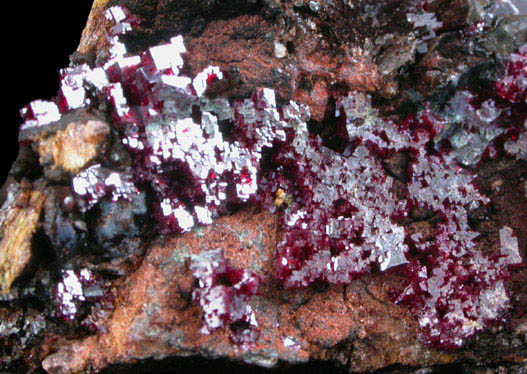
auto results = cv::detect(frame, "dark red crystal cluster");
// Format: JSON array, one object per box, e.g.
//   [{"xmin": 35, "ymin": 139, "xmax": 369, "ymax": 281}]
[
  {"xmin": 72, "ymin": 164, "xmax": 138, "ymax": 211},
  {"xmin": 190, "ymin": 249, "xmax": 262, "ymax": 343},
  {"xmin": 53, "ymin": 268, "xmax": 112, "ymax": 333},
  {"xmin": 496, "ymin": 44, "xmax": 527, "ymax": 104},
  {"xmin": 19, "ymin": 5, "xmax": 525, "ymax": 350}
]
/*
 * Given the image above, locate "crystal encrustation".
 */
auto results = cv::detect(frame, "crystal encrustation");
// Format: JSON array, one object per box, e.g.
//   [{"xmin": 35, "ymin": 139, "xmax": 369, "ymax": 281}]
[
  {"xmin": 18, "ymin": 5, "xmax": 525, "ymax": 351},
  {"xmin": 53, "ymin": 268, "xmax": 111, "ymax": 331},
  {"xmin": 190, "ymin": 249, "xmax": 262, "ymax": 344}
]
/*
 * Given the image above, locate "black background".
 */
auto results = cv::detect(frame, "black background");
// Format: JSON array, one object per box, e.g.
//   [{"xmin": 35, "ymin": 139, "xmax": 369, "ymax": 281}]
[{"xmin": 4, "ymin": 1, "xmax": 94, "ymax": 183}]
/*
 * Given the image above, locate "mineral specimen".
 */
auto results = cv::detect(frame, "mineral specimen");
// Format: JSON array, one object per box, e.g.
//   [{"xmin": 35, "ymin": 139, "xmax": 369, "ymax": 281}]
[{"xmin": 2, "ymin": 0, "xmax": 527, "ymax": 372}]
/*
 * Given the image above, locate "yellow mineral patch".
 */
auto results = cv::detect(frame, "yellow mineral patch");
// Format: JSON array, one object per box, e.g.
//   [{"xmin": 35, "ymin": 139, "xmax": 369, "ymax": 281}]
[
  {"xmin": 274, "ymin": 188, "xmax": 291, "ymax": 206},
  {"xmin": 0, "ymin": 190, "xmax": 45, "ymax": 295},
  {"xmin": 93, "ymin": 0, "xmax": 110, "ymax": 8},
  {"xmin": 37, "ymin": 119, "xmax": 109, "ymax": 174}
]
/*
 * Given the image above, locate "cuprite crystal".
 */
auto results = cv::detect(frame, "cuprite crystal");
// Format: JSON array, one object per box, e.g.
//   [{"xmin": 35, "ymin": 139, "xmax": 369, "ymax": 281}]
[
  {"xmin": 53, "ymin": 269, "xmax": 107, "ymax": 325},
  {"xmin": 72, "ymin": 164, "xmax": 138, "ymax": 211},
  {"xmin": 190, "ymin": 249, "xmax": 261, "ymax": 343},
  {"xmin": 496, "ymin": 43, "xmax": 527, "ymax": 104},
  {"xmin": 15, "ymin": 3, "xmax": 525, "ymax": 356},
  {"xmin": 20, "ymin": 100, "xmax": 62, "ymax": 131},
  {"xmin": 406, "ymin": 0, "xmax": 443, "ymax": 53}
]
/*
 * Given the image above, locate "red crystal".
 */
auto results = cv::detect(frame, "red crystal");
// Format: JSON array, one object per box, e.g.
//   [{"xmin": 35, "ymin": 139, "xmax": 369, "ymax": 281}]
[
  {"xmin": 190, "ymin": 249, "xmax": 262, "ymax": 343},
  {"xmin": 19, "ymin": 6, "xmax": 525, "ymax": 351},
  {"xmin": 496, "ymin": 45, "xmax": 527, "ymax": 104}
]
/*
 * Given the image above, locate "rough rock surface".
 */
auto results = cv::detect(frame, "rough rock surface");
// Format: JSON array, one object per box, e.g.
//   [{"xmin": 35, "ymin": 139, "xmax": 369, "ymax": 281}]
[
  {"xmin": 36, "ymin": 118, "xmax": 110, "ymax": 177},
  {"xmin": 1, "ymin": 0, "xmax": 526, "ymax": 373},
  {"xmin": 0, "ymin": 183, "xmax": 45, "ymax": 295}
]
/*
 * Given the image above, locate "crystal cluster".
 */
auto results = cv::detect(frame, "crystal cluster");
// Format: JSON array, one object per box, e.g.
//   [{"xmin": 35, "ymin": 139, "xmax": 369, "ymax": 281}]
[
  {"xmin": 53, "ymin": 269, "xmax": 105, "ymax": 323},
  {"xmin": 441, "ymin": 91, "xmax": 504, "ymax": 165},
  {"xmin": 435, "ymin": 44, "xmax": 527, "ymax": 165},
  {"xmin": 84, "ymin": 7, "xmax": 283, "ymax": 234},
  {"xmin": 498, "ymin": 44, "xmax": 527, "ymax": 160},
  {"xmin": 19, "ymin": 5, "xmax": 524, "ymax": 350},
  {"xmin": 397, "ymin": 222, "xmax": 522, "ymax": 349},
  {"xmin": 190, "ymin": 249, "xmax": 262, "ymax": 343},
  {"xmin": 505, "ymin": 129, "xmax": 527, "ymax": 160},
  {"xmin": 406, "ymin": 0, "xmax": 443, "ymax": 53},
  {"xmin": 263, "ymin": 90, "xmax": 519, "ymax": 348},
  {"xmin": 20, "ymin": 101, "xmax": 62, "ymax": 131},
  {"xmin": 72, "ymin": 164, "xmax": 138, "ymax": 211},
  {"xmin": 270, "ymin": 141, "xmax": 409, "ymax": 288},
  {"xmin": 393, "ymin": 63, "xmax": 525, "ymax": 347},
  {"xmin": 400, "ymin": 150, "xmax": 511, "ymax": 348},
  {"xmin": 400, "ymin": 43, "xmax": 526, "ymax": 166},
  {"xmin": 260, "ymin": 93, "xmax": 411, "ymax": 288},
  {"xmin": 496, "ymin": 44, "xmax": 527, "ymax": 104}
]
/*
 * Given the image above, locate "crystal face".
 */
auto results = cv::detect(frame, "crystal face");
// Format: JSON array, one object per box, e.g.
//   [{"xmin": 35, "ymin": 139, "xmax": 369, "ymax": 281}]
[
  {"xmin": 20, "ymin": 100, "xmax": 61, "ymax": 131},
  {"xmin": 72, "ymin": 164, "xmax": 139, "ymax": 211},
  {"xmin": 53, "ymin": 269, "xmax": 108, "ymax": 328},
  {"xmin": 496, "ymin": 44, "xmax": 527, "ymax": 104},
  {"xmin": 190, "ymin": 249, "xmax": 261, "ymax": 343},
  {"xmin": 19, "ymin": 5, "xmax": 525, "ymax": 350},
  {"xmin": 406, "ymin": 0, "xmax": 443, "ymax": 53}
]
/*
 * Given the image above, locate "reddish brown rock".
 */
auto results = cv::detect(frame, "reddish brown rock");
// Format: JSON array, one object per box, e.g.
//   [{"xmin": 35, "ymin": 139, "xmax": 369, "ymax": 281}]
[
  {"xmin": 40, "ymin": 192, "xmax": 527, "ymax": 373},
  {"xmin": 42, "ymin": 210, "xmax": 445, "ymax": 373}
]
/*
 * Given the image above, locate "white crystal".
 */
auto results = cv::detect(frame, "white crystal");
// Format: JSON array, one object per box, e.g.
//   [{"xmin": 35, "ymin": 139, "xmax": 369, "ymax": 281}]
[
  {"xmin": 193, "ymin": 66, "xmax": 223, "ymax": 97},
  {"xmin": 499, "ymin": 226, "xmax": 522, "ymax": 265},
  {"xmin": 174, "ymin": 206, "xmax": 194, "ymax": 232},
  {"xmin": 149, "ymin": 44, "xmax": 184, "ymax": 71}
]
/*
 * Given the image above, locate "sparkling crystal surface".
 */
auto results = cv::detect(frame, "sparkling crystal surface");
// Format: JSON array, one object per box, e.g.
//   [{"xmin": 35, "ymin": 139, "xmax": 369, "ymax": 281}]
[
  {"xmin": 190, "ymin": 249, "xmax": 261, "ymax": 343},
  {"xmin": 20, "ymin": 5, "xmax": 525, "ymax": 351}
]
